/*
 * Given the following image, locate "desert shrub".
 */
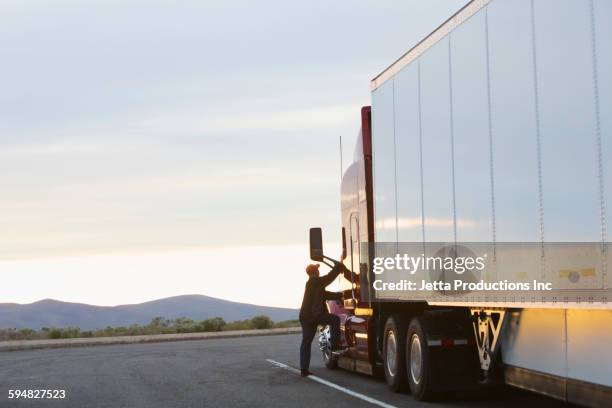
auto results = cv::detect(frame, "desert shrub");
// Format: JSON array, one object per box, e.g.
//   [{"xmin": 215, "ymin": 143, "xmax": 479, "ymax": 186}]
[
  {"xmin": 174, "ymin": 317, "xmax": 197, "ymax": 333},
  {"xmin": 1, "ymin": 328, "xmax": 42, "ymax": 340},
  {"xmin": 223, "ymin": 319, "xmax": 252, "ymax": 331},
  {"xmin": 19, "ymin": 328, "xmax": 38, "ymax": 338},
  {"xmin": 0, "ymin": 329, "xmax": 9, "ymax": 341},
  {"xmin": 45, "ymin": 327, "xmax": 81, "ymax": 339},
  {"xmin": 149, "ymin": 317, "xmax": 171, "ymax": 328},
  {"xmin": 0, "ymin": 314, "xmax": 291, "ymax": 342},
  {"xmin": 274, "ymin": 319, "xmax": 299, "ymax": 328},
  {"xmin": 250, "ymin": 315, "xmax": 272, "ymax": 330},
  {"xmin": 199, "ymin": 317, "xmax": 226, "ymax": 332},
  {"xmin": 48, "ymin": 328, "xmax": 63, "ymax": 339},
  {"xmin": 64, "ymin": 327, "xmax": 81, "ymax": 338},
  {"xmin": 0, "ymin": 328, "xmax": 37, "ymax": 341}
]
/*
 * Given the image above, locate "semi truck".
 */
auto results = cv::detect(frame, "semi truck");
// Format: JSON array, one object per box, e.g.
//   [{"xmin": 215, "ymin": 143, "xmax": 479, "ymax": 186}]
[{"xmin": 309, "ymin": 0, "xmax": 611, "ymax": 406}]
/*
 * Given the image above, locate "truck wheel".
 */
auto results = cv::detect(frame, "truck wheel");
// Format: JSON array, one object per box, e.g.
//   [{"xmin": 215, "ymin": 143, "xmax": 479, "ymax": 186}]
[
  {"xmin": 383, "ymin": 315, "xmax": 408, "ymax": 392},
  {"xmin": 319, "ymin": 325, "xmax": 337, "ymax": 369},
  {"xmin": 406, "ymin": 316, "xmax": 434, "ymax": 400}
]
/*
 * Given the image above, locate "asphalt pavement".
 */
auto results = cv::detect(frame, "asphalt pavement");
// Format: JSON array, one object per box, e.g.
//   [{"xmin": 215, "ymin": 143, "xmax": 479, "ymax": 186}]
[{"xmin": 0, "ymin": 334, "xmax": 575, "ymax": 407}]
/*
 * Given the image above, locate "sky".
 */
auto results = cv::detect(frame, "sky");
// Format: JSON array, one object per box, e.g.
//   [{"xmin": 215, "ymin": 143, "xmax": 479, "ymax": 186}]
[{"xmin": 0, "ymin": 0, "xmax": 465, "ymax": 308}]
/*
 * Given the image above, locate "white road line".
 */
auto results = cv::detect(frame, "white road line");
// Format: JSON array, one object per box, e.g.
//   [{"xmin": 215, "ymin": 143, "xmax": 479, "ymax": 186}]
[{"xmin": 266, "ymin": 359, "xmax": 397, "ymax": 408}]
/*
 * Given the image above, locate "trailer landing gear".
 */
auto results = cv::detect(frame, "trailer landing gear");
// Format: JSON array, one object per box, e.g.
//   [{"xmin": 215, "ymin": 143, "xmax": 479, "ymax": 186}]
[{"xmin": 470, "ymin": 309, "xmax": 507, "ymax": 377}]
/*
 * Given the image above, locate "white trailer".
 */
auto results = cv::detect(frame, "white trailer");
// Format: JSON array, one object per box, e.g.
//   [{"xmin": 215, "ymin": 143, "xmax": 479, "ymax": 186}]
[{"xmin": 310, "ymin": 0, "xmax": 611, "ymax": 406}]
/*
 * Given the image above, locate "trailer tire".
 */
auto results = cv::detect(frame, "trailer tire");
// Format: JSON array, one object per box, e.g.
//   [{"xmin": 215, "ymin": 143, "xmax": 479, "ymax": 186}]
[
  {"xmin": 406, "ymin": 316, "xmax": 435, "ymax": 400},
  {"xmin": 382, "ymin": 315, "xmax": 408, "ymax": 392}
]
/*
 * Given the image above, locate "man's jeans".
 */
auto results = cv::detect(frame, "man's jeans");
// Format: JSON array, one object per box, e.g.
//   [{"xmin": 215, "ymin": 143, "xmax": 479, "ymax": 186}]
[{"xmin": 299, "ymin": 313, "xmax": 341, "ymax": 370}]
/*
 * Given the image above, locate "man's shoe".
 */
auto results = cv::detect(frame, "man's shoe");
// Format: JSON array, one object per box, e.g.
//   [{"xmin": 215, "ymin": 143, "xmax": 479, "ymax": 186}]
[{"xmin": 300, "ymin": 369, "xmax": 312, "ymax": 377}]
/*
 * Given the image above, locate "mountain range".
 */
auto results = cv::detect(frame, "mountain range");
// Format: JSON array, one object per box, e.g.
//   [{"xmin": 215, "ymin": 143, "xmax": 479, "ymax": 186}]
[{"xmin": 0, "ymin": 295, "xmax": 298, "ymax": 330}]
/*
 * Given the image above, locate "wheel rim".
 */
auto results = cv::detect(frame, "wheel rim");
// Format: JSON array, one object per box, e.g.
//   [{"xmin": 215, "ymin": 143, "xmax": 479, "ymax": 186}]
[
  {"xmin": 324, "ymin": 343, "xmax": 331, "ymax": 362},
  {"xmin": 386, "ymin": 330, "xmax": 397, "ymax": 376},
  {"xmin": 320, "ymin": 326, "xmax": 331, "ymax": 362},
  {"xmin": 410, "ymin": 333, "xmax": 423, "ymax": 384}
]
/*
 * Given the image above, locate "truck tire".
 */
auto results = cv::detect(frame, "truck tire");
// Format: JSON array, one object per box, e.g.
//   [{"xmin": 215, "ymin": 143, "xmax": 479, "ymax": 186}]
[
  {"xmin": 405, "ymin": 316, "xmax": 434, "ymax": 400},
  {"xmin": 383, "ymin": 315, "xmax": 408, "ymax": 392},
  {"xmin": 319, "ymin": 325, "xmax": 338, "ymax": 369}
]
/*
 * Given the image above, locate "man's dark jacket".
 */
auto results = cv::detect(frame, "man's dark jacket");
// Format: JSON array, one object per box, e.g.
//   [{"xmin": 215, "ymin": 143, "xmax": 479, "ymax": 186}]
[{"xmin": 299, "ymin": 263, "xmax": 344, "ymax": 322}]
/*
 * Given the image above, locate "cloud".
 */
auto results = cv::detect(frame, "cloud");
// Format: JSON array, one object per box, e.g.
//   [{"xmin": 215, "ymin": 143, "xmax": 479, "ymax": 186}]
[
  {"xmin": 0, "ymin": 139, "xmax": 134, "ymax": 158},
  {"xmin": 0, "ymin": 243, "xmax": 341, "ymax": 307},
  {"xmin": 137, "ymin": 103, "xmax": 357, "ymax": 134},
  {"xmin": 0, "ymin": 100, "xmax": 361, "ymax": 161},
  {"xmin": 0, "ymin": 0, "xmax": 468, "ymax": 306}
]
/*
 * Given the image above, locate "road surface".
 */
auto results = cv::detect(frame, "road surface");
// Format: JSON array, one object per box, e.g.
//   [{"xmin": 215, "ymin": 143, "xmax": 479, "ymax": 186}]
[{"xmin": 0, "ymin": 334, "xmax": 575, "ymax": 407}]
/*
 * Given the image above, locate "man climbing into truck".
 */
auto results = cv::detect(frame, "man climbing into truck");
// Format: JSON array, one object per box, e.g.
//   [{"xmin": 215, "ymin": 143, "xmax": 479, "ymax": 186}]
[{"xmin": 298, "ymin": 262, "xmax": 346, "ymax": 377}]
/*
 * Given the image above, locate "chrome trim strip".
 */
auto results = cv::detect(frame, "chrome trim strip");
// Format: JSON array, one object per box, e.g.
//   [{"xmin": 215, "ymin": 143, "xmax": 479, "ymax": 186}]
[{"xmin": 370, "ymin": 0, "xmax": 490, "ymax": 91}]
